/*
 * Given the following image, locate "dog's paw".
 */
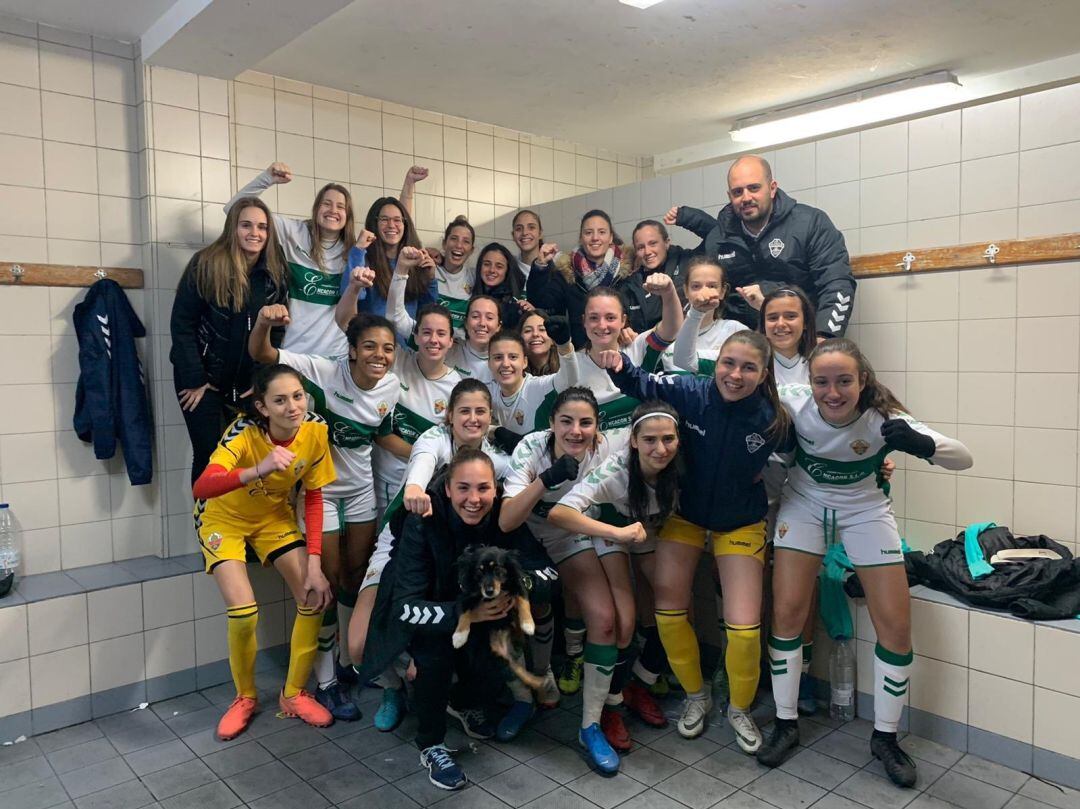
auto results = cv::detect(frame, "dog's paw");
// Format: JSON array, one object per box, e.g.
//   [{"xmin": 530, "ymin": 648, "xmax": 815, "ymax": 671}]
[
  {"xmin": 452, "ymin": 630, "xmax": 469, "ymax": 649},
  {"xmin": 520, "ymin": 619, "xmax": 535, "ymax": 636}
]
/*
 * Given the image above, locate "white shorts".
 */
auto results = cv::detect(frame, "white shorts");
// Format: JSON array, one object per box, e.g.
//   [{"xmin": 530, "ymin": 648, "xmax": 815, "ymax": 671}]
[
  {"xmin": 544, "ymin": 533, "xmax": 630, "ymax": 565},
  {"xmin": 322, "ymin": 486, "xmax": 377, "ymax": 533},
  {"xmin": 772, "ymin": 490, "xmax": 903, "ymax": 567},
  {"xmin": 361, "ymin": 524, "xmax": 395, "ymax": 591},
  {"xmin": 374, "ymin": 477, "xmax": 400, "ymax": 524}
]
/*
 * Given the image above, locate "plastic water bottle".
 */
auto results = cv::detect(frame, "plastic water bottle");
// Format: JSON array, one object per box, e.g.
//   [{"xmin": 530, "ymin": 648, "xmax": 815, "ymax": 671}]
[
  {"xmin": 829, "ymin": 637, "xmax": 856, "ymax": 722},
  {"xmin": 0, "ymin": 504, "xmax": 19, "ymax": 598}
]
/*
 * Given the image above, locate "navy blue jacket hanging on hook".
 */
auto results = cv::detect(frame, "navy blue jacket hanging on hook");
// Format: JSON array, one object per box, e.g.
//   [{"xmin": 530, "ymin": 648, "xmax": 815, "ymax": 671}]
[{"xmin": 73, "ymin": 278, "xmax": 154, "ymax": 484}]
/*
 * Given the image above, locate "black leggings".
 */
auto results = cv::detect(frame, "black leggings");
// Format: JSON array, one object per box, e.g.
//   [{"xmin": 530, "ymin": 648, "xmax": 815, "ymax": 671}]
[
  {"xmin": 176, "ymin": 384, "xmax": 241, "ymax": 485},
  {"xmin": 410, "ymin": 632, "xmax": 506, "ymax": 750}
]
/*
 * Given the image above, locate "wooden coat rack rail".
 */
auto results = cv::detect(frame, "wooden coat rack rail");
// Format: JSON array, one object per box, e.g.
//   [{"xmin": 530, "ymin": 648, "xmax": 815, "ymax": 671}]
[
  {"xmin": 851, "ymin": 233, "xmax": 1080, "ymax": 278},
  {"xmin": 0, "ymin": 262, "xmax": 144, "ymax": 289}
]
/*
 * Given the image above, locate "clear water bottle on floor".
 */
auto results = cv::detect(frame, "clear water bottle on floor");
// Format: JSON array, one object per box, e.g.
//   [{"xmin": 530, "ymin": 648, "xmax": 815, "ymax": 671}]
[
  {"xmin": 829, "ymin": 637, "xmax": 855, "ymax": 722},
  {"xmin": 0, "ymin": 504, "xmax": 19, "ymax": 598}
]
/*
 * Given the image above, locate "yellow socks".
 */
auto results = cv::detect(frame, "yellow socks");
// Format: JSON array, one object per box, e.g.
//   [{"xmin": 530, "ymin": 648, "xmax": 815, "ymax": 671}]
[
  {"xmin": 655, "ymin": 609, "xmax": 703, "ymax": 695},
  {"xmin": 226, "ymin": 603, "xmax": 259, "ymax": 699},
  {"xmin": 284, "ymin": 604, "xmax": 322, "ymax": 698},
  {"xmin": 726, "ymin": 623, "xmax": 762, "ymax": 711}
]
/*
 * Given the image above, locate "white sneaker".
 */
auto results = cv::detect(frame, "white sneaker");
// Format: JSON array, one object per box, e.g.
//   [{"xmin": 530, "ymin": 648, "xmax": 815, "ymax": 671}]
[
  {"xmin": 727, "ymin": 704, "xmax": 763, "ymax": 753},
  {"xmin": 536, "ymin": 668, "xmax": 560, "ymax": 709},
  {"xmin": 677, "ymin": 692, "xmax": 713, "ymax": 739}
]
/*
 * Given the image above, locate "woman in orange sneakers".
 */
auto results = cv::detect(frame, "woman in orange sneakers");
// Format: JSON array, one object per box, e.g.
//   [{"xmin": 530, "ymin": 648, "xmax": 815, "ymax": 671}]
[{"xmin": 193, "ymin": 364, "xmax": 337, "ymax": 740}]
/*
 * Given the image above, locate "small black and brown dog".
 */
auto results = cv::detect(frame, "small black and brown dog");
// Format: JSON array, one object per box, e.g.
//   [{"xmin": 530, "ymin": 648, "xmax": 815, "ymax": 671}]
[{"xmin": 453, "ymin": 544, "xmax": 541, "ymax": 688}]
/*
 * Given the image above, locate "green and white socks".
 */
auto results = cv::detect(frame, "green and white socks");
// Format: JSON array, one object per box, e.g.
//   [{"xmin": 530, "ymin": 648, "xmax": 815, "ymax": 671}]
[
  {"xmin": 565, "ymin": 618, "xmax": 586, "ymax": 659},
  {"xmin": 767, "ymin": 634, "xmax": 802, "ymax": 720},
  {"xmin": 874, "ymin": 642, "xmax": 911, "ymax": 732},
  {"xmin": 314, "ymin": 605, "xmax": 338, "ymax": 690},
  {"xmin": 582, "ymin": 642, "xmax": 617, "ymax": 728}
]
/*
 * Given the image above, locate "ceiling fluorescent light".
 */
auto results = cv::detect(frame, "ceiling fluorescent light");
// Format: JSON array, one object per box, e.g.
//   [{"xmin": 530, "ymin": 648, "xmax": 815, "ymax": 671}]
[
  {"xmin": 729, "ymin": 71, "xmax": 962, "ymax": 144},
  {"xmin": 619, "ymin": 0, "xmax": 666, "ymax": 8}
]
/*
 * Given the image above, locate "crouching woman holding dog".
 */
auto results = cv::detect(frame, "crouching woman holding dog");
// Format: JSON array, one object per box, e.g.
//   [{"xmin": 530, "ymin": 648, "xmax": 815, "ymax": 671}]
[{"xmin": 357, "ymin": 448, "xmax": 554, "ymax": 791}]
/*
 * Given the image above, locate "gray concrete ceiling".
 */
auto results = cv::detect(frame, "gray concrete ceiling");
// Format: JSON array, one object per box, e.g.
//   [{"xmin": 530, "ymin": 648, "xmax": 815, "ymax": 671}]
[{"xmin": 257, "ymin": 0, "xmax": 1080, "ymax": 154}]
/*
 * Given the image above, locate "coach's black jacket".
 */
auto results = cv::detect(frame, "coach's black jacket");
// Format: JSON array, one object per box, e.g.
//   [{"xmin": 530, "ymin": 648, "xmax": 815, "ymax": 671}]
[
  {"xmin": 73, "ymin": 279, "xmax": 153, "ymax": 485},
  {"xmin": 357, "ymin": 485, "xmax": 554, "ymax": 681},
  {"xmin": 675, "ymin": 189, "xmax": 855, "ymax": 337}
]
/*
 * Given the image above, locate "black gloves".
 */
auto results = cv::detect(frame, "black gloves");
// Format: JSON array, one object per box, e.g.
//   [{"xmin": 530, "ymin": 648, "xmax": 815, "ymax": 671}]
[
  {"xmin": 546, "ymin": 316, "xmax": 571, "ymax": 347},
  {"xmin": 491, "ymin": 426, "xmax": 524, "ymax": 455},
  {"xmin": 881, "ymin": 418, "xmax": 935, "ymax": 459},
  {"xmin": 539, "ymin": 454, "xmax": 579, "ymax": 489}
]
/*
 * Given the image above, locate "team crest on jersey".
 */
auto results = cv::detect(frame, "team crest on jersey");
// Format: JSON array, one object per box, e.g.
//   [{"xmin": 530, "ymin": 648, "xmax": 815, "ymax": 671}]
[
  {"xmin": 768, "ymin": 238, "xmax": 785, "ymax": 258},
  {"xmin": 515, "ymin": 410, "xmax": 524, "ymax": 426},
  {"xmin": 850, "ymin": 439, "xmax": 870, "ymax": 456},
  {"xmin": 293, "ymin": 459, "xmax": 306, "ymax": 476},
  {"xmin": 207, "ymin": 532, "xmax": 223, "ymax": 551},
  {"xmin": 777, "ymin": 522, "xmax": 788, "ymax": 539},
  {"xmin": 745, "ymin": 432, "xmax": 766, "ymax": 453},
  {"xmin": 377, "ymin": 401, "xmax": 389, "ymax": 418},
  {"xmin": 464, "ymin": 283, "xmax": 472, "ymax": 294},
  {"xmin": 434, "ymin": 399, "xmax": 446, "ymax": 414}
]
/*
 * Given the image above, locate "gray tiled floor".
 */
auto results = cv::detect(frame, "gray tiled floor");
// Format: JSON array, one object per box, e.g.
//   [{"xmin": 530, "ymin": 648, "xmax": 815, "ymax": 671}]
[{"xmin": 4, "ymin": 667, "xmax": 1074, "ymax": 809}]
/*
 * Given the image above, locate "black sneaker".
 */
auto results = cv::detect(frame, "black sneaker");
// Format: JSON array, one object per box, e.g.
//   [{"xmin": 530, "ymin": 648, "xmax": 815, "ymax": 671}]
[
  {"xmin": 870, "ymin": 730, "xmax": 917, "ymax": 788},
  {"xmin": 446, "ymin": 705, "xmax": 495, "ymax": 740},
  {"xmin": 756, "ymin": 718, "xmax": 800, "ymax": 767},
  {"xmin": 419, "ymin": 744, "xmax": 466, "ymax": 790}
]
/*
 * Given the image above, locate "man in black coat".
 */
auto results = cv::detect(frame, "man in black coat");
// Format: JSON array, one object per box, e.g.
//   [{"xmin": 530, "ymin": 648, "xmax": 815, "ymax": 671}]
[{"xmin": 672, "ymin": 155, "xmax": 856, "ymax": 339}]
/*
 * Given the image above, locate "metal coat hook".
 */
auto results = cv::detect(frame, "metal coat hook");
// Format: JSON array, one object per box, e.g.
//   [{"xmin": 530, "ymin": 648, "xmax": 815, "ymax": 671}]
[
  {"xmin": 896, "ymin": 252, "xmax": 915, "ymax": 272},
  {"xmin": 984, "ymin": 244, "xmax": 1000, "ymax": 264},
  {"xmin": 10, "ymin": 264, "xmax": 25, "ymax": 280},
  {"xmin": 94, "ymin": 268, "xmax": 107, "ymax": 280}
]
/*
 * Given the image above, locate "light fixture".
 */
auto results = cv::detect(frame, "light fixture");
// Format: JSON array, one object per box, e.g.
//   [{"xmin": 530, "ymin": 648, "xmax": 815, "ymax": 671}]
[
  {"xmin": 619, "ymin": 0, "xmax": 666, "ymax": 8},
  {"xmin": 729, "ymin": 71, "xmax": 963, "ymax": 144}
]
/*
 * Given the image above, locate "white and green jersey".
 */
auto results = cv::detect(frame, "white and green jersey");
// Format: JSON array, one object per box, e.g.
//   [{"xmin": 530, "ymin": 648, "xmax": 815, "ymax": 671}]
[
  {"xmin": 436, "ymin": 265, "xmax": 475, "ymax": 337},
  {"xmin": 447, "ymin": 340, "xmax": 492, "ymax": 384},
  {"xmin": 537, "ymin": 333, "xmax": 665, "ymax": 431},
  {"xmin": 773, "ymin": 353, "xmax": 809, "ymax": 386},
  {"xmin": 668, "ymin": 309, "xmax": 748, "ymax": 376},
  {"xmin": 502, "ymin": 428, "xmax": 627, "ymax": 545},
  {"xmin": 372, "ymin": 351, "xmax": 463, "ymax": 490},
  {"xmin": 230, "ymin": 170, "xmax": 347, "ymax": 359},
  {"xmin": 277, "ymin": 350, "xmax": 398, "ymax": 498},
  {"xmin": 558, "ymin": 451, "xmax": 663, "ymax": 539},
  {"xmin": 779, "ymin": 384, "xmax": 971, "ymax": 512},
  {"xmin": 489, "ymin": 352, "xmax": 579, "ymax": 436}
]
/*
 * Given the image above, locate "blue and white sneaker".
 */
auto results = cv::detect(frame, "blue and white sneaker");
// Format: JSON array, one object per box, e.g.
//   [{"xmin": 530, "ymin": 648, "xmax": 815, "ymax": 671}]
[
  {"xmin": 314, "ymin": 682, "xmax": 360, "ymax": 721},
  {"xmin": 495, "ymin": 700, "xmax": 535, "ymax": 742},
  {"xmin": 419, "ymin": 744, "xmax": 466, "ymax": 790},
  {"xmin": 578, "ymin": 722, "xmax": 620, "ymax": 775},
  {"xmin": 374, "ymin": 686, "xmax": 406, "ymax": 731}
]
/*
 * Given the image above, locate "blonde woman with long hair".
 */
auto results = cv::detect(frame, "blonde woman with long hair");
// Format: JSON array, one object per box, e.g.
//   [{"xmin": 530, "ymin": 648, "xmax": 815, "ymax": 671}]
[{"xmin": 170, "ymin": 196, "xmax": 287, "ymax": 484}]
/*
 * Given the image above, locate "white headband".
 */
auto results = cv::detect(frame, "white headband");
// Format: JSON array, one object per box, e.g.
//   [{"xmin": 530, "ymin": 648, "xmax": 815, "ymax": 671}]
[{"xmin": 631, "ymin": 412, "xmax": 678, "ymax": 431}]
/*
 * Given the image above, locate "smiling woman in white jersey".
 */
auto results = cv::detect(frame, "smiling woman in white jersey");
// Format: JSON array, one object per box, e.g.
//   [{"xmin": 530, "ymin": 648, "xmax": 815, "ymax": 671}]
[
  {"xmin": 500, "ymin": 387, "xmax": 634, "ymax": 775},
  {"xmin": 226, "ymin": 162, "xmax": 356, "ymax": 360},
  {"xmin": 669, "ymin": 256, "xmax": 749, "ymax": 375},
  {"xmin": 434, "ymin": 216, "xmax": 476, "ymax": 335},
  {"xmin": 334, "ymin": 288, "xmax": 462, "ymax": 514},
  {"xmin": 387, "ymin": 246, "xmax": 499, "ymax": 383},
  {"xmin": 759, "ymin": 338, "xmax": 972, "ymax": 788},
  {"xmin": 544, "ymin": 401, "xmax": 682, "ymax": 751},
  {"xmin": 249, "ymin": 307, "xmax": 400, "ymax": 722},
  {"xmin": 486, "ymin": 328, "xmax": 578, "ymax": 445},
  {"xmin": 531, "ymin": 242, "xmax": 684, "ymax": 432}
]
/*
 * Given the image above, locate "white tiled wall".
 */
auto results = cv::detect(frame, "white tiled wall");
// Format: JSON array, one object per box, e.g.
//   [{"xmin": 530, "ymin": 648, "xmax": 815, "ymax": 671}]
[
  {"xmin": 0, "ymin": 17, "xmax": 645, "ymax": 568},
  {"xmin": 0, "ymin": 20, "xmax": 156, "ymax": 572}
]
